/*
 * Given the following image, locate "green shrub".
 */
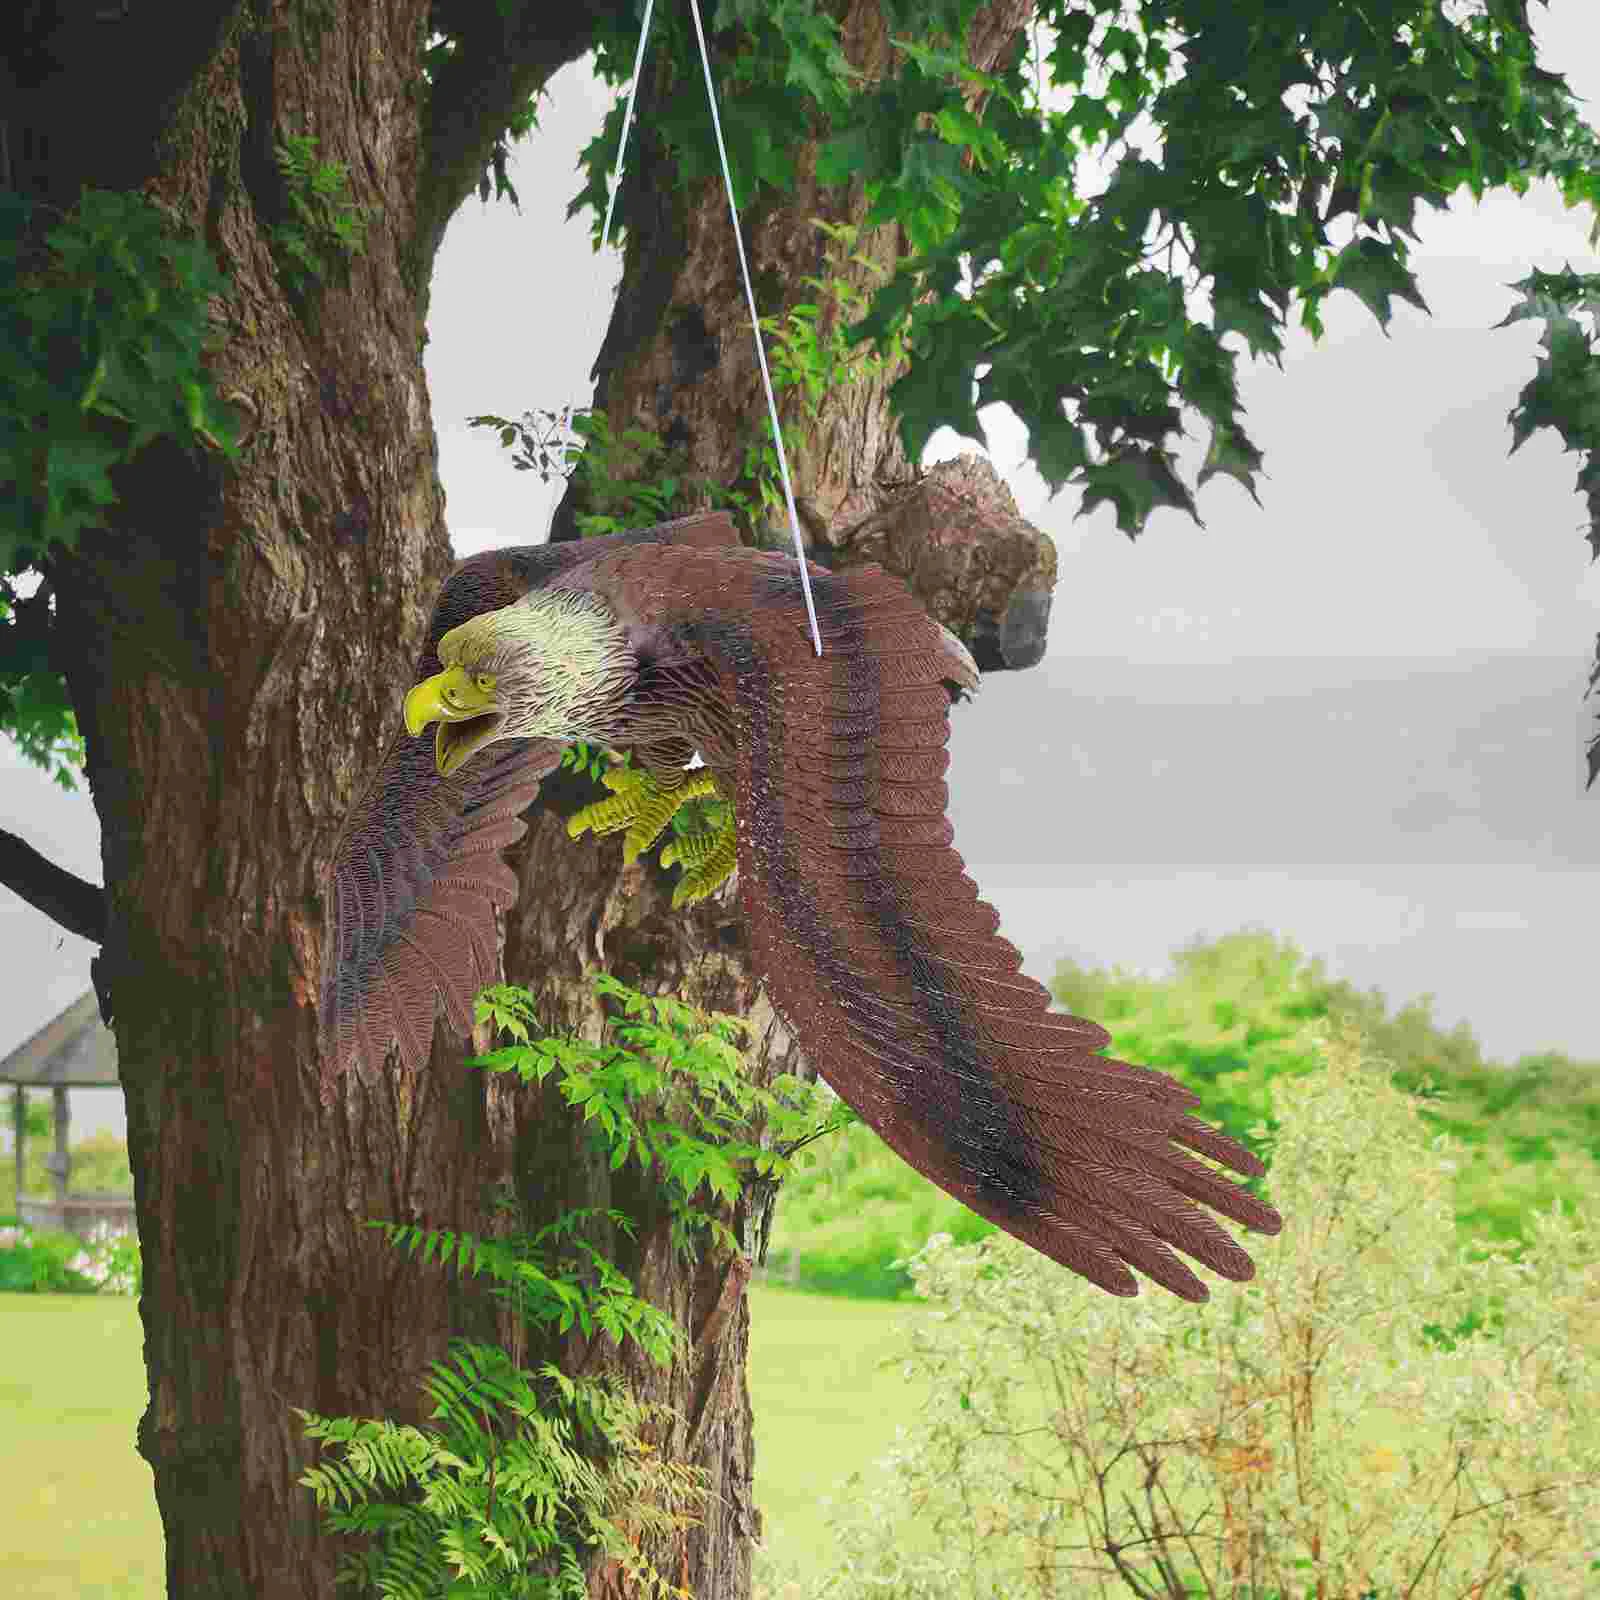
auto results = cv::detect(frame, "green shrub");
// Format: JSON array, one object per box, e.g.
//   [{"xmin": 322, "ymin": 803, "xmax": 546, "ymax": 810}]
[
  {"xmin": 0, "ymin": 1223, "xmax": 103, "ymax": 1294},
  {"xmin": 788, "ymin": 1023, "xmax": 1600, "ymax": 1600},
  {"xmin": 762, "ymin": 1117, "xmax": 993, "ymax": 1298},
  {"xmin": 1052, "ymin": 929, "xmax": 1600, "ymax": 1265},
  {"xmin": 63, "ymin": 1220, "xmax": 141, "ymax": 1297}
]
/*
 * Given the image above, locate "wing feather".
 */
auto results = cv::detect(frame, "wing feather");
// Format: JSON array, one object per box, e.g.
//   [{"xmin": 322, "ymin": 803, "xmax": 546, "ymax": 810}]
[
  {"xmin": 318, "ymin": 512, "xmax": 740, "ymax": 1100},
  {"xmin": 319, "ymin": 723, "xmax": 562, "ymax": 1099},
  {"xmin": 584, "ymin": 541, "xmax": 1283, "ymax": 1300}
]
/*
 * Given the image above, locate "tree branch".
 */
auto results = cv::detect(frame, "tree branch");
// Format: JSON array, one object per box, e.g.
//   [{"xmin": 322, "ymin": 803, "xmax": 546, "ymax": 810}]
[
  {"xmin": 1586, "ymin": 629, "xmax": 1599, "ymax": 791},
  {"xmin": 416, "ymin": 0, "xmax": 605, "ymax": 273},
  {"xmin": 0, "ymin": 829, "xmax": 105, "ymax": 945}
]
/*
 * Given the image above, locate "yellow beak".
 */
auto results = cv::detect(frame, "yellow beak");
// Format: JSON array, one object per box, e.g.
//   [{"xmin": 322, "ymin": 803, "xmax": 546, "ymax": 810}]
[{"xmin": 403, "ymin": 665, "xmax": 502, "ymax": 776}]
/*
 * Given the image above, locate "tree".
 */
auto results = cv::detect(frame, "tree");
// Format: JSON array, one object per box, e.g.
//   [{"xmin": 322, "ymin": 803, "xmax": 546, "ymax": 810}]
[{"xmin": 2, "ymin": 2, "xmax": 1597, "ymax": 1595}]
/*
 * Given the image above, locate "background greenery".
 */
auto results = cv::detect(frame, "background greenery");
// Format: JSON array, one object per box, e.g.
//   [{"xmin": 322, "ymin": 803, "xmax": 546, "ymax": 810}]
[
  {"xmin": 767, "ymin": 929, "xmax": 1599, "ymax": 1300},
  {"xmin": 4, "ymin": 928, "xmax": 1595, "ymax": 1594}
]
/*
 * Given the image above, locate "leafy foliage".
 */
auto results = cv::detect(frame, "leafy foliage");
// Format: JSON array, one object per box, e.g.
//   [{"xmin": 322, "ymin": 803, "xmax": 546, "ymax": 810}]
[
  {"xmin": 62, "ymin": 1220, "xmax": 140, "ymax": 1297},
  {"xmin": 0, "ymin": 1120, "xmax": 139, "ymax": 1296},
  {"xmin": 0, "ymin": 1220, "xmax": 136, "ymax": 1295},
  {"xmin": 781, "ymin": 1025, "xmax": 1600, "ymax": 1600},
  {"xmin": 757, "ymin": 218, "xmax": 910, "ymax": 421},
  {"xmin": 1489, "ymin": 261, "xmax": 1600, "ymax": 787},
  {"xmin": 572, "ymin": 0, "xmax": 1600, "ymax": 541},
  {"xmin": 0, "ymin": 579, "xmax": 85, "ymax": 788},
  {"xmin": 567, "ymin": 0, "xmax": 1600, "ymax": 777},
  {"xmin": 574, "ymin": 0, "xmax": 855, "ymax": 233},
  {"xmin": 465, "ymin": 404, "xmax": 782, "ymax": 540},
  {"xmin": 559, "ymin": 410, "xmax": 693, "ymax": 537},
  {"xmin": 0, "ymin": 188, "xmax": 240, "ymax": 785},
  {"xmin": 297, "ymin": 975, "xmax": 850, "ymax": 1595},
  {"xmin": 470, "ymin": 973, "xmax": 853, "ymax": 1256},
  {"xmin": 297, "ymin": 1343, "xmax": 703, "ymax": 1599},
  {"xmin": 839, "ymin": 2, "xmax": 1600, "ymax": 531},
  {"xmin": 365, "ymin": 1210, "xmax": 681, "ymax": 1365},
  {"xmin": 269, "ymin": 132, "xmax": 375, "ymax": 301},
  {"xmin": 1051, "ymin": 929, "xmax": 1600, "ymax": 1265},
  {"xmin": 0, "ymin": 188, "xmax": 238, "ymax": 571}
]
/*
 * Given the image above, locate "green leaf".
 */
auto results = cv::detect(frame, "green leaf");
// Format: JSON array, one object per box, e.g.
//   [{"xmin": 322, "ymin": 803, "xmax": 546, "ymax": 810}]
[
  {"xmin": 1197, "ymin": 422, "xmax": 1266, "ymax": 507},
  {"xmin": 1076, "ymin": 448, "xmax": 1203, "ymax": 539},
  {"xmin": 817, "ymin": 123, "xmax": 882, "ymax": 187},
  {"xmin": 1327, "ymin": 237, "xmax": 1431, "ymax": 331}
]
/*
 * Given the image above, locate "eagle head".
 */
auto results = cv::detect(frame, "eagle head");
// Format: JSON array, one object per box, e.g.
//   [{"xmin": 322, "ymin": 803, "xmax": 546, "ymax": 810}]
[{"xmin": 403, "ymin": 588, "xmax": 635, "ymax": 776}]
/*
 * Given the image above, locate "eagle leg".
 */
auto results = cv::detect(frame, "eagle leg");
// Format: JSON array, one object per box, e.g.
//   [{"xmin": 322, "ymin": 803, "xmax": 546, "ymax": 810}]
[
  {"xmin": 567, "ymin": 765, "xmax": 732, "ymax": 903},
  {"xmin": 659, "ymin": 812, "xmax": 737, "ymax": 908}
]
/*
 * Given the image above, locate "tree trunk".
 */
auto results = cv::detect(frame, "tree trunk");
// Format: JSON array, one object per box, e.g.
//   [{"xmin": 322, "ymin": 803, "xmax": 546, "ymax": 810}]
[
  {"xmin": 24, "ymin": 3, "xmax": 512, "ymax": 1593},
  {"xmin": 10, "ymin": 1, "xmax": 1046, "ymax": 1595}
]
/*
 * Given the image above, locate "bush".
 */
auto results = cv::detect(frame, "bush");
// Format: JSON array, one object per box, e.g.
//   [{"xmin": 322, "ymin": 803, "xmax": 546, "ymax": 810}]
[
  {"xmin": 789, "ymin": 1023, "xmax": 1600, "ymax": 1600},
  {"xmin": 0, "ymin": 1222, "xmax": 101, "ymax": 1294},
  {"xmin": 1050, "ymin": 929, "xmax": 1600, "ymax": 1267},
  {"xmin": 0, "ymin": 1217, "xmax": 140, "ymax": 1296},
  {"xmin": 64, "ymin": 1219, "xmax": 142, "ymax": 1297}
]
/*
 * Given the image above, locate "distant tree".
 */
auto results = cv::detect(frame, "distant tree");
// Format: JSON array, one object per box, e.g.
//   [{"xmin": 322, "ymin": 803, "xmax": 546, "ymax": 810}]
[{"xmin": 2, "ymin": 2, "xmax": 1598, "ymax": 1595}]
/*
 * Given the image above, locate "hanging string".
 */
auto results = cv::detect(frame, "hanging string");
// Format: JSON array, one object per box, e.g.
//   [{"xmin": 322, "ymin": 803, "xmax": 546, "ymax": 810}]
[
  {"xmin": 596, "ymin": 0, "xmax": 656, "ymax": 256},
  {"xmin": 687, "ymin": 0, "xmax": 823, "ymax": 656},
  {"xmin": 588, "ymin": 0, "xmax": 822, "ymax": 656}
]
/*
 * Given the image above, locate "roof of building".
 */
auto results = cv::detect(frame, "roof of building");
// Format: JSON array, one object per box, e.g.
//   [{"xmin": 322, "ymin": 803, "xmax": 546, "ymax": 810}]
[{"xmin": 0, "ymin": 992, "xmax": 119, "ymax": 1089}]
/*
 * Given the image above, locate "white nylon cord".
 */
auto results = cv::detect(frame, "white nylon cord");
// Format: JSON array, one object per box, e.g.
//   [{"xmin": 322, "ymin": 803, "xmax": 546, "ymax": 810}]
[
  {"xmin": 590, "ymin": 0, "xmax": 823, "ymax": 656},
  {"xmin": 596, "ymin": 0, "xmax": 655, "ymax": 255},
  {"xmin": 687, "ymin": 0, "xmax": 824, "ymax": 656}
]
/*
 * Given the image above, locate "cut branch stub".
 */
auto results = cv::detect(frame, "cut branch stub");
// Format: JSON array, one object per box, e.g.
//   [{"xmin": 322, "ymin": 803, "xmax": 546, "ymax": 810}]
[{"xmin": 821, "ymin": 452, "xmax": 1057, "ymax": 671}]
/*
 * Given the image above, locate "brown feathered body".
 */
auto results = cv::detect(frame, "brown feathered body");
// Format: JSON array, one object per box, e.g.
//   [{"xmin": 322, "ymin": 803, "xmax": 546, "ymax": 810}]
[{"xmin": 321, "ymin": 512, "xmax": 1281, "ymax": 1301}]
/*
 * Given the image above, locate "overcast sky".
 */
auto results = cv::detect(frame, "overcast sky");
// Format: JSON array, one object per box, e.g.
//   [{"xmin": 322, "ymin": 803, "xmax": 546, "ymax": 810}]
[{"xmin": 4, "ymin": 6, "xmax": 1598, "ymax": 1144}]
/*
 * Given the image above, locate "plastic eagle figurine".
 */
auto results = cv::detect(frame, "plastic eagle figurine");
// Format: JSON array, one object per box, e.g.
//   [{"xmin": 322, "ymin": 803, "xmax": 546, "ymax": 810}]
[{"xmin": 320, "ymin": 511, "xmax": 1281, "ymax": 1300}]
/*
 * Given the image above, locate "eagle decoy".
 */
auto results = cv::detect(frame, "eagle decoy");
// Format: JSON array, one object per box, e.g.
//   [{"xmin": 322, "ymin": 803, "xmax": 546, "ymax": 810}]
[{"xmin": 320, "ymin": 510, "xmax": 1281, "ymax": 1300}]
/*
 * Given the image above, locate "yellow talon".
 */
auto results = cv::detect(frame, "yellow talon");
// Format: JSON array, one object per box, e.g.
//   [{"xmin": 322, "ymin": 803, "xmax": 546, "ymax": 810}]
[
  {"xmin": 568, "ymin": 767, "xmax": 732, "ymax": 895},
  {"xmin": 659, "ymin": 829, "xmax": 723, "ymax": 870},
  {"xmin": 668, "ymin": 824, "xmax": 737, "ymax": 907}
]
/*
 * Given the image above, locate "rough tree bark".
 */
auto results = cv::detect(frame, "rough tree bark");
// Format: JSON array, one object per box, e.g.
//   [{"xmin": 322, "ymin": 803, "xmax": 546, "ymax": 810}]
[{"xmin": 5, "ymin": 1, "xmax": 1046, "ymax": 1595}]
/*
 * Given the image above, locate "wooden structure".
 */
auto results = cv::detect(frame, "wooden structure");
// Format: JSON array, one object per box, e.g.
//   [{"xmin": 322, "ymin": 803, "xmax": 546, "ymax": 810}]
[{"xmin": 1, "ymin": 991, "xmax": 135, "ymax": 1237}]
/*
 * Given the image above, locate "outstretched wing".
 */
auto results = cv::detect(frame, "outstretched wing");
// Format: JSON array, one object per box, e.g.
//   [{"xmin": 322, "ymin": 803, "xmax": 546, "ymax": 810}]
[
  {"xmin": 319, "ymin": 513, "xmax": 740, "ymax": 1101},
  {"xmin": 584, "ymin": 542, "xmax": 1282, "ymax": 1300}
]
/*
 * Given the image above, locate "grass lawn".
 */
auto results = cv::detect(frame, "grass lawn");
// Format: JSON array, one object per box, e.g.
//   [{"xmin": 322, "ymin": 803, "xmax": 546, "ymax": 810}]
[
  {"xmin": 1, "ymin": 1284, "xmax": 929, "ymax": 1597},
  {"xmin": 2, "ymin": 1295, "xmax": 164, "ymax": 1599},
  {"xmin": 6, "ymin": 1284, "xmax": 1587, "ymax": 1597},
  {"xmin": 745, "ymin": 1284, "xmax": 931, "ymax": 1581}
]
